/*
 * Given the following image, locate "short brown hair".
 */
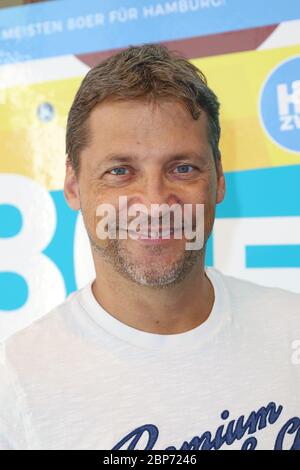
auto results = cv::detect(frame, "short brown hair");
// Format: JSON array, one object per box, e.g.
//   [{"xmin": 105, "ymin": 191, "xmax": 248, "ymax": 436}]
[{"xmin": 66, "ymin": 43, "xmax": 221, "ymax": 174}]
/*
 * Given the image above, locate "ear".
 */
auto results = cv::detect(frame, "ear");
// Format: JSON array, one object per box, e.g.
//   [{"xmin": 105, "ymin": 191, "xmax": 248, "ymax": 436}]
[
  {"xmin": 215, "ymin": 156, "xmax": 226, "ymax": 204},
  {"xmin": 64, "ymin": 158, "xmax": 81, "ymax": 211}
]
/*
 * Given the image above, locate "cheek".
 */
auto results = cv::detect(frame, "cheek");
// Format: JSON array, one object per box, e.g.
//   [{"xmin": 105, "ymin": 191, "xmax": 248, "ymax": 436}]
[
  {"xmin": 79, "ymin": 187, "xmax": 103, "ymax": 236},
  {"xmin": 193, "ymin": 178, "xmax": 217, "ymax": 234},
  {"xmin": 188, "ymin": 178, "xmax": 217, "ymax": 211}
]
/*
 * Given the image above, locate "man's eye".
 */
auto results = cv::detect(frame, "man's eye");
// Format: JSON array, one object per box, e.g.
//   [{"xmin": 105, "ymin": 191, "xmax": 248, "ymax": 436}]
[
  {"xmin": 109, "ymin": 167, "xmax": 129, "ymax": 176},
  {"xmin": 174, "ymin": 164, "xmax": 194, "ymax": 174}
]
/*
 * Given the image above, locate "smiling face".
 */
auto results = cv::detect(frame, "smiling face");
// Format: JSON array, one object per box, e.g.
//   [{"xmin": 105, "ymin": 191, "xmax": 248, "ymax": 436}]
[{"xmin": 64, "ymin": 97, "xmax": 225, "ymax": 287}]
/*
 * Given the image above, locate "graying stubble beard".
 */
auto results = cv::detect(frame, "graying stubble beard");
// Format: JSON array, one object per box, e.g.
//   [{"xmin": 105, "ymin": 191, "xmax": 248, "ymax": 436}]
[{"xmin": 87, "ymin": 230, "xmax": 203, "ymax": 289}]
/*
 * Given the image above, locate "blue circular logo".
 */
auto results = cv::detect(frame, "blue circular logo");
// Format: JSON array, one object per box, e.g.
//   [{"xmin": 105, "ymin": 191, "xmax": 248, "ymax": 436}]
[
  {"xmin": 259, "ymin": 55, "xmax": 300, "ymax": 153},
  {"xmin": 37, "ymin": 102, "xmax": 55, "ymax": 122}
]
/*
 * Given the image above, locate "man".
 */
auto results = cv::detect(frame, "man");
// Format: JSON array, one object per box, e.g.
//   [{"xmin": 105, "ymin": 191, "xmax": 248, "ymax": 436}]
[{"xmin": 0, "ymin": 44, "xmax": 299, "ymax": 450}]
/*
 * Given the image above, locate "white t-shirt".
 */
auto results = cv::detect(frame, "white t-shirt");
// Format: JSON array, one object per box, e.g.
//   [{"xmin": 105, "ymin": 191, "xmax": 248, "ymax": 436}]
[{"xmin": 0, "ymin": 267, "xmax": 299, "ymax": 450}]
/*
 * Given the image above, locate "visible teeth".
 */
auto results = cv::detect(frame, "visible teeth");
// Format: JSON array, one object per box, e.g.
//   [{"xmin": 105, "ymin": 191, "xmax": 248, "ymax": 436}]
[
  {"xmin": 127, "ymin": 228, "xmax": 183, "ymax": 238},
  {"xmin": 150, "ymin": 229, "xmax": 174, "ymax": 236}
]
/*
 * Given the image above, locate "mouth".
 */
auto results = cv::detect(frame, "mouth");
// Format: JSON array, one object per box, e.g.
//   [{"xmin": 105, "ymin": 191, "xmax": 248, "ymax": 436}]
[{"xmin": 126, "ymin": 227, "xmax": 183, "ymax": 241}]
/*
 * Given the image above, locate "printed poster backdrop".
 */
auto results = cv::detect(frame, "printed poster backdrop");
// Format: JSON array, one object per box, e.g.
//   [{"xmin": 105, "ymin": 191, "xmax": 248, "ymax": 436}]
[{"xmin": 0, "ymin": 0, "xmax": 300, "ymax": 340}]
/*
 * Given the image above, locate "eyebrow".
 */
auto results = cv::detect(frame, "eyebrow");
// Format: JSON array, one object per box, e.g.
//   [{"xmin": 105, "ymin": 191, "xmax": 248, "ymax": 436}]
[{"xmin": 92, "ymin": 152, "xmax": 206, "ymax": 171}]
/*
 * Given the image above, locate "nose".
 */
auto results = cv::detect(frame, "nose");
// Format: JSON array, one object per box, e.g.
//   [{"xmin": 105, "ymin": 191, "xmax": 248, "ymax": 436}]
[
  {"xmin": 125, "ymin": 169, "xmax": 183, "ymax": 230},
  {"xmin": 135, "ymin": 169, "xmax": 180, "ymax": 210}
]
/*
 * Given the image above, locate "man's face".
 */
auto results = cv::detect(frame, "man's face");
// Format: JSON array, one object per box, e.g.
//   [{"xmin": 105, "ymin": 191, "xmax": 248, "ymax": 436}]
[{"xmin": 65, "ymin": 98, "xmax": 225, "ymax": 287}]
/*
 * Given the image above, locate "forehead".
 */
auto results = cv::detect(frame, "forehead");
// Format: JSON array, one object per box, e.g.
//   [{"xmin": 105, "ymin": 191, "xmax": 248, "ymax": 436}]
[
  {"xmin": 80, "ymin": 98, "xmax": 212, "ymax": 173},
  {"xmin": 87, "ymin": 98, "xmax": 209, "ymax": 143}
]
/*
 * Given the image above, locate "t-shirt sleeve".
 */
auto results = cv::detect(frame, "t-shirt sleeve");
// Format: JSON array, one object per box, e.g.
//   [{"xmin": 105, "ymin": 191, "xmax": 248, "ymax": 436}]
[{"xmin": 0, "ymin": 343, "xmax": 29, "ymax": 450}]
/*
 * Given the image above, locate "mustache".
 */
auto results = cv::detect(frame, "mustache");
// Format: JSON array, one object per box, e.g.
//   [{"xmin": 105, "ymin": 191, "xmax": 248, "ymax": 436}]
[
  {"xmin": 106, "ymin": 215, "xmax": 192, "ymax": 230},
  {"xmin": 107, "ymin": 222, "xmax": 199, "ymax": 234},
  {"xmin": 95, "ymin": 206, "xmax": 203, "ymax": 235}
]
